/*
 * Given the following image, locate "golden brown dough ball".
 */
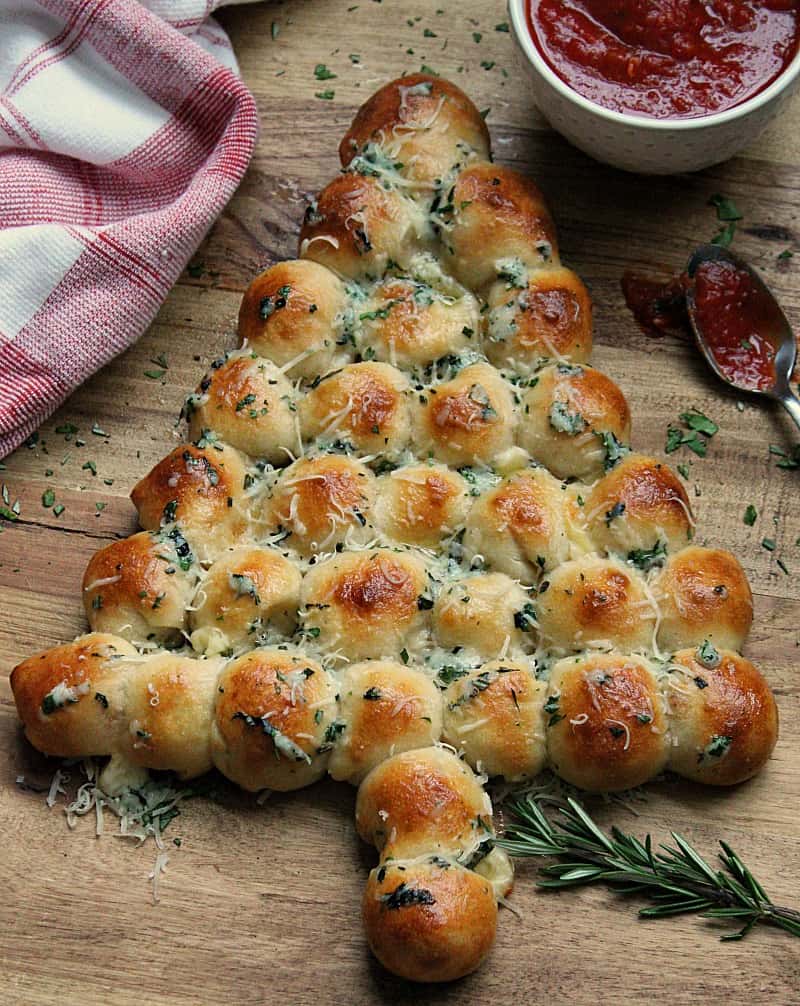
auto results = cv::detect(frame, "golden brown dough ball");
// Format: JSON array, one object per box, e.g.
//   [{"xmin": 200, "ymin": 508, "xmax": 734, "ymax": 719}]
[
  {"xmin": 131, "ymin": 442, "xmax": 250, "ymax": 565},
  {"xmin": 463, "ymin": 466, "xmax": 569, "ymax": 583},
  {"xmin": 374, "ymin": 463, "xmax": 470, "ymax": 547},
  {"xmin": 264, "ymin": 454, "xmax": 376, "ymax": 556},
  {"xmin": 435, "ymin": 163, "xmax": 558, "ymax": 291},
  {"xmin": 442, "ymin": 660, "xmax": 547, "ymax": 781},
  {"xmin": 186, "ymin": 350, "xmax": 298, "ymax": 464},
  {"xmin": 10, "ymin": 633, "xmax": 137, "ymax": 759},
  {"xmin": 516, "ymin": 364, "xmax": 632, "ymax": 481},
  {"xmin": 584, "ymin": 454, "xmax": 694, "ymax": 559},
  {"xmin": 535, "ymin": 554, "xmax": 657, "ymax": 654},
  {"xmin": 299, "ymin": 173, "xmax": 426, "ymax": 280},
  {"xmin": 485, "ymin": 266, "xmax": 592, "ymax": 370},
  {"xmin": 339, "ymin": 74, "xmax": 491, "ymax": 189},
  {"xmin": 357, "ymin": 276, "xmax": 480, "ymax": 367},
  {"xmin": 432, "ymin": 573, "xmax": 536, "ymax": 658},
  {"xmin": 415, "ymin": 362, "xmax": 516, "ymax": 467},
  {"xmin": 664, "ymin": 647, "xmax": 778, "ymax": 785},
  {"xmin": 362, "ymin": 858, "xmax": 497, "ymax": 983},
  {"xmin": 82, "ymin": 531, "xmax": 195, "ymax": 646},
  {"xmin": 356, "ymin": 747, "xmax": 493, "ymax": 860},
  {"xmin": 237, "ymin": 259, "xmax": 350, "ymax": 379},
  {"xmin": 118, "ymin": 653, "xmax": 223, "ymax": 779},
  {"xmin": 211, "ymin": 649, "xmax": 338, "ymax": 792},
  {"xmin": 654, "ymin": 547, "xmax": 753, "ymax": 653},
  {"xmin": 188, "ymin": 546, "xmax": 301, "ymax": 655},
  {"xmin": 328, "ymin": 661, "xmax": 443, "ymax": 785},
  {"xmin": 546, "ymin": 652, "xmax": 669, "ymax": 792},
  {"xmin": 299, "ymin": 362, "xmax": 411, "ymax": 457},
  {"xmin": 300, "ymin": 548, "xmax": 429, "ymax": 661}
]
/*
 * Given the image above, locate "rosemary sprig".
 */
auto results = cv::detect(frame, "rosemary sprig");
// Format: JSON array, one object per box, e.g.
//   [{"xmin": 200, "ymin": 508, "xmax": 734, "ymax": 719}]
[{"xmin": 498, "ymin": 793, "xmax": 800, "ymax": 941}]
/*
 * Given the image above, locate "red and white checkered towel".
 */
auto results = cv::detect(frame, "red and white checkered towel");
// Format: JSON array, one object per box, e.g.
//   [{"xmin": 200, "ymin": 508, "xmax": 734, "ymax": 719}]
[{"xmin": 0, "ymin": 0, "xmax": 260, "ymax": 458}]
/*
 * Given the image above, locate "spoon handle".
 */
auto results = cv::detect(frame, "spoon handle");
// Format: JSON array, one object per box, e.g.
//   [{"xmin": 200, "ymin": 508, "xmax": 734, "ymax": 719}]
[{"xmin": 776, "ymin": 386, "xmax": 800, "ymax": 433}]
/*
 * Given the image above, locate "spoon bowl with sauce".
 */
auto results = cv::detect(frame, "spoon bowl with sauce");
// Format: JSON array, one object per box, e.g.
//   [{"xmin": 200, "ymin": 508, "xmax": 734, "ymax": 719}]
[{"xmin": 685, "ymin": 244, "xmax": 800, "ymax": 431}]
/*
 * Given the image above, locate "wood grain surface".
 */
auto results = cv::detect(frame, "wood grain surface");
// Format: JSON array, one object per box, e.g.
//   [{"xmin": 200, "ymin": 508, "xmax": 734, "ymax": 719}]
[{"xmin": 2, "ymin": 2, "xmax": 800, "ymax": 1003}]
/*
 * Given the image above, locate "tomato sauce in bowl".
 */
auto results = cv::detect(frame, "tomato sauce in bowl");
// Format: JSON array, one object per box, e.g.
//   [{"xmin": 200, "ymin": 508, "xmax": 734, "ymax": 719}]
[{"xmin": 527, "ymin": 1, "xmax": 800, "ymax": 119}]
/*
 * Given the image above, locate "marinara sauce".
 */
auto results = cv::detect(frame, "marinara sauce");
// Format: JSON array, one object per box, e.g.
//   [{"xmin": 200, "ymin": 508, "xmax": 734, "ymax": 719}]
[
  {"xmin": 528, "ymin": 1, "xmax": 800, "ymax": 119},
  {"xmin": 691, "ymin": 258, "xmax": 783, "ymax": 390}
]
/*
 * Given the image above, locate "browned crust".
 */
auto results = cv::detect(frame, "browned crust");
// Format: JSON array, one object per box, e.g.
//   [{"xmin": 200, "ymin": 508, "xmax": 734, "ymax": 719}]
[
  {"xmin": 669, "ymin": 649, "xmax": 778, "ymax": 785},
  {"xmin": 339, "ymin": 73, "xmax": 490, "ymax": 168},
  {"xmin": 362, "ymin": 860, "xmax": 497, "ymax": 983},
  {"xmin": 130, "ymin": 443, "xmax": 243, "ymax": 531},
  {"xmin": 548, "ymin": 654, "xmax": 668, "ymax": 792}
]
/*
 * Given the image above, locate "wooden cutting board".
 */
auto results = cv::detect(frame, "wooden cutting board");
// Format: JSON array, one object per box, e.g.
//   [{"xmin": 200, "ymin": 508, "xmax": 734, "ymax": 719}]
[{"xmin": 2, "ymin": 2, "xmax": 799, "ymax": 1003}]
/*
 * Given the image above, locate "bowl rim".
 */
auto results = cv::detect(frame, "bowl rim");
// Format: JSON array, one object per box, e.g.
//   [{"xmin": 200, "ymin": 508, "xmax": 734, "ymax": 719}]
[{"xmin": 508, "ymin": 0, "xmax": 800, "ymax": 132}]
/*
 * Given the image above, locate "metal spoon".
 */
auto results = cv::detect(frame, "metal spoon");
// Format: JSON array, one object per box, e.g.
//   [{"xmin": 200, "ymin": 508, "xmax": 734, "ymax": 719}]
[{"xmin": 685, "ymin": 243, "xmax": 800, "ymax": 432}]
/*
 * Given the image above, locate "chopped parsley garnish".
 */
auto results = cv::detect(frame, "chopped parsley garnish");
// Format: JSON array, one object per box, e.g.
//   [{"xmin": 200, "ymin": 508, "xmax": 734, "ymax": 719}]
[
  {"xmin": 233, "ymin": 711, "xmax": 311, "ymax": 763},
  {"xmin": 380, "ymin": 883, "xmax": 436, "ymax": 910},
  {"xmin": 600, "ymin": 431, "xmax": 629, "ymax": 471},
  {"xmin": 627, "ymin": 541, "xmax": 667, "ymax": 571},
  {"xmin": 770, "ymin": 444, "xmax": 800, "ymax": 470},
  {"xmin": 513, "ymin": 602, "xmax": 537, "ymax": 632},
  {"xmin": 549, "ymin": 400, "xmax": 585, "ymax": 436},
  {"xmin": 680, "ymin": 410, "xmax": 718, "ymax": 437},
  {"xmin": 543, "ymin": 694, "xmax": 564, "ymax": 727},
  {"xmin": 666, "ymin": 410, "xmax": 717, "ymax": 457},
  {"xmin": 605, "ymin": 501, "xmax": 626, "ymax": 526},
  {"xmin": 743, "ymin": 504, "xmax": 757, "ymax": 527},
  {"xmin": 319, "ymin": 719, "xmax": 346, "ymax": 752},
  {"xmin": 436, "ymin": 665, "xmax": 468, "ymax": 687},
  {"xmin": 708, "ymin": 193, "xmax": 742, "ymax": 247},
  {"xmin": 314, "ymin": 64, "xmax": 337, "ymax": 80},
  {"xmin": 666, "ymin": 426, "xmax": 704, "ymax": 457},
  {"xmin": 229, "ymin": 573, "xmax": 261, "ymax": 605},
  {"xmin": 701, "ymin": 734, "xmax": 733, "ymax": 760},
  {"xmin": 235, "ymin": 393, "xmax": 257, "ymax": 412},
  {"xmin": 448, "ymin": 671, "xmax": 494, "ymax": 709},
  {"xmin": 696, "ymin": 640, "xmax": 721, "ymax": 669}
]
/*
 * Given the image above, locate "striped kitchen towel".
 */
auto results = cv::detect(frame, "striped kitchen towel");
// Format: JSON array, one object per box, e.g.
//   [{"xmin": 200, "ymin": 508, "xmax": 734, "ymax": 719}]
[{"xmin": 0, "ymin": 0, "xmax": 260, "ymax": 457}]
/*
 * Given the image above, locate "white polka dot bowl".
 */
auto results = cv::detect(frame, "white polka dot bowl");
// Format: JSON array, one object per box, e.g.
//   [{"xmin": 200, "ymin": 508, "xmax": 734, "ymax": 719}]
[{"xmin": 508, "ymin": 0, "xmax": 800, "ymax": 175}]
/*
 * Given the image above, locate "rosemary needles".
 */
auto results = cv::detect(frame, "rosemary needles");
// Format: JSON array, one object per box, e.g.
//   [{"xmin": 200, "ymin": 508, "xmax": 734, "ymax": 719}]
[{"xmin": 498, "ymin": 793, "xmax": 800, "ymax": 941}]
